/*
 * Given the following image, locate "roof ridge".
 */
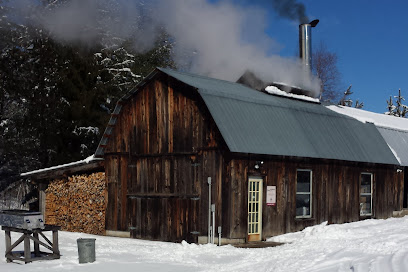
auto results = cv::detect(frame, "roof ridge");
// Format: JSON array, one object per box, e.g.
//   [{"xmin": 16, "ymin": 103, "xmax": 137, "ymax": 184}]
[{"xmin": 158, "ymin": 67, "xmax": 246, "ymax": 87}]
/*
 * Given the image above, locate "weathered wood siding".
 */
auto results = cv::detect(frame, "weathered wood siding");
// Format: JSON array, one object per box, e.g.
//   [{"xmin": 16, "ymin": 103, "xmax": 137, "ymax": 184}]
[
  {"xmin": 222, "ymin": 156, "xmax": 403, "ymax": 240},
  {"xmin": 104, "ymin": 74, "xmax": 224, "ymax": 242}
]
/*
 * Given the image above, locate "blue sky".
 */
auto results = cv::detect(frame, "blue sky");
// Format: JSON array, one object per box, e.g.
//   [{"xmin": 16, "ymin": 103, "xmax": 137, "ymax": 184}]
[
  {"xmin": 211, "ymin": 0, "xmax": 408, "ymax": 113},
  {"xmin": 273, "ymin": 1, "xmax": 408, "ymax": 113}
]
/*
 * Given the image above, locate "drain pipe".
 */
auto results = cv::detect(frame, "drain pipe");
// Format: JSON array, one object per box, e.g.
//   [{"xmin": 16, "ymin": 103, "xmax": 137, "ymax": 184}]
[
  {"xmin": 218, "ymin": 226, "xmax": 222, "ymax": 246},
  {"xmin": 207, "ymin": 177, "xmax": 212, "ymax": 243},
  {"xmin": 211, "ymin": 204, "xmax": 216, "ymax": 244}
]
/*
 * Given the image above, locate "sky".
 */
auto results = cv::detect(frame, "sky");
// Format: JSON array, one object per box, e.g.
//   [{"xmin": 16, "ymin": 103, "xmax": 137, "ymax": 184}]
[
  {"xmin": 243, "ymin": 0, "xmax": 408, "ymax": 113},
  {"xmin": 8, "ymin": 0, "xmax": 408, "ymax": 113}
]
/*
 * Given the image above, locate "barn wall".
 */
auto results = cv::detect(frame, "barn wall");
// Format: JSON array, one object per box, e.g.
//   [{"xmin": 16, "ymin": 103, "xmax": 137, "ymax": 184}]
[
  {"xmin": 104, "ymin": 74, "xmax": 225, "ymax": 242},
  {"xmin": 222, "ymin": 157, "xmax": 403, "ymax": 240}
]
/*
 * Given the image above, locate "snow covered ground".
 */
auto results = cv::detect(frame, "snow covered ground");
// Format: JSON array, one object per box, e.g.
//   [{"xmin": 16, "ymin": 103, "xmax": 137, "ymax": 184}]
[{"xmin": 1, "ymin": 216, "xmax": 408, "ymax": 272}]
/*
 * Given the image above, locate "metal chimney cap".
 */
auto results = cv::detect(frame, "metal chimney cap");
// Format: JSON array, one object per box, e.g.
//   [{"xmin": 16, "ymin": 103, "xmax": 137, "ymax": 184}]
[
  {"xmin": 300, "ymin": 19, "xmax": 319, "ymax": 27},
  {"xmin": 309, "ymin": 19, "xmax": 319, "ymax": 27}
]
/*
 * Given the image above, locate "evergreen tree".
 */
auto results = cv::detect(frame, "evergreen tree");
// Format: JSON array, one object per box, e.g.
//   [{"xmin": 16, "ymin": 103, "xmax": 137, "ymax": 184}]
[
  {"xmin": 95, "ymin": 32, "xmax": 175, "ymax": 113},
  {"xmin": 338, "ymin": 85, "xmax": 364, "ymax": 109},
  {"xmin": 0, "ymin": 0, "xmax": 176, "ymax": 193},
  {"xmin": 386, "ymin": 89, "xmax": 408, "ymax": 117}
]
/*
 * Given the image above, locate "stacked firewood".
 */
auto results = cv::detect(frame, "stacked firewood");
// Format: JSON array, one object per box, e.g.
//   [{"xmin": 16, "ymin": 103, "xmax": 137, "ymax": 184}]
[{"xmin": 45, "ymin": 172, "xmax": 106, "ymax": 235}]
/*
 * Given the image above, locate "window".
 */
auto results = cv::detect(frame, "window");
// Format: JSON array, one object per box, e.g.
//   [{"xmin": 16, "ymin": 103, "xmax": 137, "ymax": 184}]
[
  {"xmin": 296, "ymin": 170, "xmax": 312, "ymax": 218},
  {"xmin": 360, "ymin": 173, "xmax": 373, "ymax": 216}
]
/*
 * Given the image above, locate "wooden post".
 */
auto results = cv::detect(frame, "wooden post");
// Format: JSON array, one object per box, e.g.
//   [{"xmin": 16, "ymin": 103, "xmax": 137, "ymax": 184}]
[
  {"xmin": 24, "ymin": 234, "xmax": 31, "ymax": 263},
  {"xmin": 33, "ymin": 232, "xmax": 40, "ymax": 257},
  {"xmin": 5, "ymin": 230, "xmax": 11, "ymax": 263},
  {"xmin": 52, "ymin": 229, "xmax": 60, "ymax": 256},
  {"xmin": 38, "ymin": 183, "xmax": 47, "ymax": 216}
]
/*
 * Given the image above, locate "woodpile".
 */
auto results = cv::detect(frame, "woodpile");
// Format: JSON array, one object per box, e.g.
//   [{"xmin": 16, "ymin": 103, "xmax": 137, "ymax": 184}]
[{"xmin": 45, "ymin": 172, "xmax": 106, "ymax": 235}]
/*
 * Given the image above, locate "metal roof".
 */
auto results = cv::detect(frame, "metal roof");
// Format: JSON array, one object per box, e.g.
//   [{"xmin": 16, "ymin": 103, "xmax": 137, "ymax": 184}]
[
  {"xmin": 158, "ymin": 68, "xmax": 398, "ymax": 165},
  {"xmin": 325, "ymin": 105, "xmax": 408, "ymax": 166},
  {"xmin": 377, "ymin": 127, "xmax": 408, "ymax": 166}
]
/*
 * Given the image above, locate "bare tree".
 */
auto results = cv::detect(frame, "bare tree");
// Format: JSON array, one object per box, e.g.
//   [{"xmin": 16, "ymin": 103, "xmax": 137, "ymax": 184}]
[{"xmin": 312, "ymin": 42, "xmax": 342, "ymax": 101}]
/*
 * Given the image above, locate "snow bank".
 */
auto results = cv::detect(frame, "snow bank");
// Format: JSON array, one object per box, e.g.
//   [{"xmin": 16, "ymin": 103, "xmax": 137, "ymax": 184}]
[{"xmin": 2, "ymin": 216, "xmax": 408, "ymax": 271}]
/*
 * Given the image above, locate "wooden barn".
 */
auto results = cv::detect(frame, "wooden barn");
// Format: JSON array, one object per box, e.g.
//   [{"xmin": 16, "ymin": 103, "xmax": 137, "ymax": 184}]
[{"xmin": 94, "ymin": 67, "xmax": 403, "ymax": 243}]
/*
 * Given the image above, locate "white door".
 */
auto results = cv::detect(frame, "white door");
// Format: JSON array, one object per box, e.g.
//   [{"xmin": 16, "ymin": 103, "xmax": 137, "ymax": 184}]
[{"xmin": 248, "ymin": 177, "xmax": 263, "ymax": 241}]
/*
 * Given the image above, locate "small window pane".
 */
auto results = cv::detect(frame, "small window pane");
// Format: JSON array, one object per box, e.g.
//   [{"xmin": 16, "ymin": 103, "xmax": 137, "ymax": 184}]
[
  {"xmin": 361, "ymin": 174, "xmax": 372, "ymax": 194},
  {"xmin": 296, "ymin": 194, "xmax": 311, "ymax": 217},
  {"xmin": 296, "ymin": 170, "xmax": 312, "ymax": 218},
  {"xmin": 361, "ymin": 185, "xmax": 371, "ymax": 194},
  {"xmin": 297, "ymin": 171, "xmax": 311, "ymax": 192},
  {"xmin": 360, "ymin": 195, "xmax": 372, "ymax": 215}
]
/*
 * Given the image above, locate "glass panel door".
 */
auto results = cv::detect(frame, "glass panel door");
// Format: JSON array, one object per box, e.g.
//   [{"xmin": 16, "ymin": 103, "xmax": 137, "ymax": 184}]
[
  {"xmin": 360, "ymin": 173, "xmax": 373, "ymax": 216},
  {"xmin": 248, "ymin": 178, "xmax": 262, "ymax": 240}
]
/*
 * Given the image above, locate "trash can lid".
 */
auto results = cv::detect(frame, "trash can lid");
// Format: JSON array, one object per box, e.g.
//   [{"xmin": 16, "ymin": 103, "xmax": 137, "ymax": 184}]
[{"xmin": 77, "ymin": 238, "xmax": 96, "ymax": 242}]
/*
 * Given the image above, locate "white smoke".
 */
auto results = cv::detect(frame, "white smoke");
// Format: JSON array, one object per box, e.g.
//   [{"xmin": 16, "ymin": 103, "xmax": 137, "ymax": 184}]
[
  {"xmin": 11, "ymin": 0, "xmax": 321, "ymax": 95},
  {"xmin": 152, "ymin": 0, "xmax": 320, "ymax": 93}
]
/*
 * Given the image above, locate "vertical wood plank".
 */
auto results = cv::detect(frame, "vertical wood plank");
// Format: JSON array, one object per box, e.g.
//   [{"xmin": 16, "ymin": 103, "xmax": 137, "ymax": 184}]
[
  {"xmin": 24, "ymin": 234, "xmax": 30, "ymax": 263},
  {"xmin": 52, "ymin": 229, "xmax": 60, "ymax": 255},
  {"xmin": 38, "ymin": 183, "xmax": 47, "ymax": 216},
  {"xmin": 33, "ymin": 232, "xmax": 40, "ymax": 257},
  {"xmin": 168, "ymin": 84, "xmax": 174, "ymax": 153},
  {"xmin": 5, "ymin": 230, "xmax": 11, "ymax": 260}
]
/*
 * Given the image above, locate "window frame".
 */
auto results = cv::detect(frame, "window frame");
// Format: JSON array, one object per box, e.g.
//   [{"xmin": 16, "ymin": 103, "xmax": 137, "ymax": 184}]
[
  {"xmin": 296, "ymin": 169, "xmax": 313, "ymax": 219},
  {"xmin": 360, "ymin": 172, "xmax": 373, "ymax": 216}
]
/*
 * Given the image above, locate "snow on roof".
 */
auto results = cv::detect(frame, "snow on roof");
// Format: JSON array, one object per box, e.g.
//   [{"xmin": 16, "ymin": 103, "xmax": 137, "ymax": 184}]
[
  {"xmin": 265, "ymin": 86, "xmax": 320, "ymax": 103},
  {"xmin": 20, "ymin": 155, "xmax": 102, "ymax": 177},
  {"xmin": 326, "ymin": 105, "xmax": 408, "ymax": 131},
  {"xmin": 273, "ymin": 81, "xmax": 303, "ymax": 91}
]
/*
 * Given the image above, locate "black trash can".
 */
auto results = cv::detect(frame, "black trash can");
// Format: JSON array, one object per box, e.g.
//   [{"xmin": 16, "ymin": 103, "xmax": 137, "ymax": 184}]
[{"xmin": 77, "ymin": 238, "xmax": 96, "ymax": 264}]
